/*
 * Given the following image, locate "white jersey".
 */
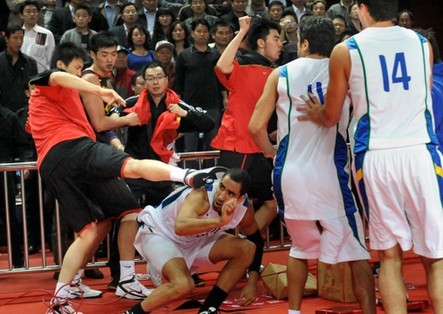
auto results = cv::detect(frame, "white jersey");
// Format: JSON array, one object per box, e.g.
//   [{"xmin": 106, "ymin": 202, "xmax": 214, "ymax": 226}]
[
  {"xmin": 137, "ymin": 180, "xmax": 249, "ymax": 249},
  {"xmin": 274, "ymin": 57, "xmax": 355, "ymax": 220},
  {"xmin": 346, "ymin": 26, "xmax": 436, "ymax": 154}
]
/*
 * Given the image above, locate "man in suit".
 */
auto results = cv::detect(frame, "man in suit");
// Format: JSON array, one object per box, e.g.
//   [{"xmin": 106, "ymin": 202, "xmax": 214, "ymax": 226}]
[
  {"xmin": 48, "ymin": 0, "xmax": 84, "ymax": 44},
  {"xmin": 138, "ymin": 0, "xmax": 158, "ymax": 37},
  {"xmin": 285, "ymin": 0, "xmax": 310, "ymax": 22},
  {"xmin": 110, "ymin": 2, "xmax": 139, "ymax": 47},
  {"xmin": 91, "ymin": 0, "xmax": 125, "ymax": 32}
]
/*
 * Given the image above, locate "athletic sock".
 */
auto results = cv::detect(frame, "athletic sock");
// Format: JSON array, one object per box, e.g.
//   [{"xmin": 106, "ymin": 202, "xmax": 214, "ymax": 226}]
[
  {"xmin": 72, "ymin": 269, "xmax": 84, "ymax": 282},
  {"xmin": 198, "ymin": 285, "xmax": 228, "ymax": 313},
  {"xmin": 120, "ymin": 260, "xmax": 135, "ymax": 279},
  {"xmin": 169, "ymin": 167, "xmax": 186, "ymax": 183},
  {"xmin": 55, "ymin": 282, "xmax": 70, "ymax": 298},
  {"xmin": 129, "ymin": 302, "xmax": 150, "ymax": 313}
]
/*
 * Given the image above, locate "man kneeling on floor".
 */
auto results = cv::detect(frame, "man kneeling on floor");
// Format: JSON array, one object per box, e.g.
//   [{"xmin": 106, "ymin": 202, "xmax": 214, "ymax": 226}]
[{"xmin": 124, "ymin": 168, "xmax": 264, "ymax": 314}]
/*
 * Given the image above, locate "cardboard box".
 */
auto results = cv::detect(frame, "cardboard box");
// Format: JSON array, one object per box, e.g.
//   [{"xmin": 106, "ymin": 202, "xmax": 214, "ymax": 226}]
[{"xmin": 317, "ymin": 261, "xmax": 356, "ymax": 303}]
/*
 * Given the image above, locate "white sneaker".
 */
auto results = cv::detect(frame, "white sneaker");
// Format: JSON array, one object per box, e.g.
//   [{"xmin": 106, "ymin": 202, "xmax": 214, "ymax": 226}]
[
  {"xmin": 116, "ymin": 274, "xmax": 153, "ymax": 300},
  {"xmin": 67, "ymin": 279, "xmax": 102, "ymax": 299},
  {"xmin": 148, "ymin": 263, "xmax": 162, "ymax": 287},
  {"xmin": 46, "ymin": 297, "xmax": 84, "ymax": 314}
]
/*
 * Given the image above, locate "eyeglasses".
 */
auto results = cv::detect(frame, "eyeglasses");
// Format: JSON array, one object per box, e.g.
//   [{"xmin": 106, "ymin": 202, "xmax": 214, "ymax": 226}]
[{"xmin": 145, "ymin": 75, "xmax": 167, "ymax": 82}]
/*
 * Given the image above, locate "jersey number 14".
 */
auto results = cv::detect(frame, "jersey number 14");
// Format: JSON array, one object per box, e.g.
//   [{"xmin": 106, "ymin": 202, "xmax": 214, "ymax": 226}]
[{"xmin": 379, "ymin": 52, "xmax": 411, "ymax": 92}]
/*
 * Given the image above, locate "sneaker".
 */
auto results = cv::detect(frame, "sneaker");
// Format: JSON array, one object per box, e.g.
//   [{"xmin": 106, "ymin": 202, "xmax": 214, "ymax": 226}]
[
  {"xmin": 67, "ymin": 279, "xmax": 102, "ymax": 299},
  {"xmin": 183, "ymin": 166, "xmax": 228, "ymax": 188},
  {"xmin": 46, "ymin": 297, "xmax": 83, "ymax": 314},
  {"xmin": 198, "ymin": 307, "xmax": 220, "ymax": 314},
  {"xmin": 148, "ymin": 263, "xmax": 162, "ymax": 287},
  {"xmin": 116, "ymin": 274, "xmax": 153, "ymax": 300}
]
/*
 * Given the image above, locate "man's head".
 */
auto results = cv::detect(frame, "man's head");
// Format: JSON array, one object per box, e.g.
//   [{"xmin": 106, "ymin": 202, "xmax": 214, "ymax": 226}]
[
  {"xmin": 231, "ymin": 0, "xmax": 247, "ymax": 14},
  {"xmin": 332, "ymin": 15, "xmax": 347, "ymax": 36},
  {"xmin": 5, "ymin": 24, "xmax": 25, "ymax": 55},
  {"xmin": 121, "ymin": 3, "xmax": 138, "ymax": 26},
  {"xmin": 213, "ymin": 168, "xmax": 251, "ymax": 211},
  {"xmin": 90, "ymin": 31, "xmax": 119, "ymax": 73},
  {"xmin": 20, "ymin": 0, "xmax": 40, "ymax": 28},
  {"xmin": 142, "ymin": 61, "xmax": 169, "ymax": 98},
  {"xmin": 131, "ymin": 71, "xmax": 145, "ymax": 95},
  {"xmin": 191, "ymin": 19, "xmax": 210, "ymax": 46},
  {"xmin": 73, "ymin": 4, "xmax": 92, "ymax": 29},
  {"xmin": 115, "ymin": 45, "xmax": 129, "ymax": 69},
  {"xmin": 211, "ymin": 20, "xmax": 234, "ymax": 48},
  {"xmin": 356, "ymin": 0, "xmax": 398, "ymax": 24},
  {"xmin": 268, "ymin": 1, "xmax": 285, "ymax": 22},
  {"xmin": 51, "ymin": 42, "xmax": 87, "ymax": 77},
  {"xmin": 311, "ymin": 0, "xmax": 326, "ymax": 17},
  {"xmin": 247, "ymin": 18, "xmax": 282, "ymax": 62},
  {"xmin": 155, "ymin": 40, "xmax": 174, "ymax": 64},
  {"xmin": 297, "ymin": 16, "xmax": 335, "ymax": 58},
  {"xmin": 190, "ymin": 0, "xmax": 206, "ymax": 15},
  {"xmin": 142, "ymin": 0, "xmax": 159, "ymax": 13}
]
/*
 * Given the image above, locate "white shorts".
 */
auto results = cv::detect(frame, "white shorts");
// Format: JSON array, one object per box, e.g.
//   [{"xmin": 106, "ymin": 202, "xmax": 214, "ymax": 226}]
[
  {"xmin": 362, "ymin": 145, "xmax": 443, "ymax": 258},
  {"xmin": 285, "ymin": 212, "xmax": 369, "ymax": 263},
  {"xmin": 134, "ymin": 224, "xmax": 222, "ymax": 275}
]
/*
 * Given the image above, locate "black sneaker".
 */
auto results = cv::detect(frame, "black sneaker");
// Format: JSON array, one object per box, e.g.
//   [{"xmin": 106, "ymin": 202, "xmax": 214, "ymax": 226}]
[
  {"xmin": 192, "ymin": 273, "xmax": 206, "ymax": 287},
  {"xmin": 183, "ymin": 166, "xmax": 228, "ymax": 188}
]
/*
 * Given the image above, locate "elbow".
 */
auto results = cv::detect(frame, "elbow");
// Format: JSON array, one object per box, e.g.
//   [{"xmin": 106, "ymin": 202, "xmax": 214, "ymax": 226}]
[
  {"xmin": 248, "ymin": 123, "xmax": 259, "ymax": 138},
  {"xmin": 174, "ymin": 223, "xmax": 186, "ymax": 236}
]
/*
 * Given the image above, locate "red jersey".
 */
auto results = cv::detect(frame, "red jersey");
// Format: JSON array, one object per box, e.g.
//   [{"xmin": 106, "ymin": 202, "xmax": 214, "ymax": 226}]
[
  {"xmin": 212, "ymin": 59, "xmax": 273, "ymax": 153},
  {"xmin": 28, "ymin": 69, "xmax": 96, "ymax": 169}
]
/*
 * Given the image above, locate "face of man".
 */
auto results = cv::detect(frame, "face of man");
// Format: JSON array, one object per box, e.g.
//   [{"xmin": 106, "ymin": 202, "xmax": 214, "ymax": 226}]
[
  {"xmin": 312, "ymin": 2, "xmax": 326, "ymax": 17},
  {"xmin": 132, "ymin": 75, "xmax": 145, "ymax": 95},
  {"xmin": 269, "ymin": 4, "xmax": 283, "ymax": 22},
  {"xmin": 332, "ymin": 17, "xmax": 346, "ymax": 35},
  {"xmin": 58, "ymin": 57, "xmax": 85, "ymax": 77},
  {"xmin": 155, "ymin": 46, "xmax": 173, "ymax": 64},
  {"xmin": 212, "ymin": 175, "xmax": 244, "ymax": 212},
  {"xmin": 231, "ymin": 0, "xmax": 247, "ymax": 14},
  {"xmin": 115, "ymin": 51, "xmax": 128, "ymax": 69},
  {"xmin": 142, "ymin": 0, "xmax": 158, "ymax": 13},
  {"xmin": 191, "ymin": 24, "xmax": 209, "ymax": 46},
  {"xmin": 144, "ymin": 66, "xmax": 168, "ymax": 98},
  {"xmin": 122, "ymin": 4, "xmax": 138, "ymax": 25},
  {"xmin": 20, "ymin": 4, "xmax": 39, "ymax": 28},
  {"xmin": 6, "ymin": 30, "xmax": 24, "ymax": 55},
  {"xmin": 212, "ymin": 26, "xmax": 232, "ymax": 47},
  {"xmin": 262, "ymin": 29, "xmax": 282, "ymax": 62},
  {"xmin": 190, "ymin": 0, "xmax": 206, "ymax": 15},
  {"xmin": 74, "ymin": 9, "xmax": 91, "ymax": 28},
  {"xmin": 91, "ymin": 46, "xmax": 118, "ymax": 74}
]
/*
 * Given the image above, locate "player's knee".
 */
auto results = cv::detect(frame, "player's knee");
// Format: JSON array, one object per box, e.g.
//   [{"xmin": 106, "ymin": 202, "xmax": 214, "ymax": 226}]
[
  {"xmin": 77, "ymin": 223, "xmax": 99, "ymax": 246},
  {"xmin": 171, "ymin": 276, "xmax": 195, "ymax": 296},
  {"xmin": 240, "ymin": 240, "xmax": 256, "ymax": 265}
]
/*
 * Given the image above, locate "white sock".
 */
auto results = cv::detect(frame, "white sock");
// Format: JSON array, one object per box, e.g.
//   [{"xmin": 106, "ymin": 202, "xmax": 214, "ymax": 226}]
[
  {"xmin": 72, "ymin": 269, "xmax": 84, "ymax": 282},
  {"xmin": 55, "ymin": 282, "xmax": 70, "ymax": 298},
  {"xmin": 289, "ymin": 310, "xmax": 301, "ymax": 314},
  {"xmin": 169, "ymin": 167, "xmax": 187, "ymax": 183},
  {"xmin": 120, "ymin": 260, "xmax": 135, "ymax": 280}
]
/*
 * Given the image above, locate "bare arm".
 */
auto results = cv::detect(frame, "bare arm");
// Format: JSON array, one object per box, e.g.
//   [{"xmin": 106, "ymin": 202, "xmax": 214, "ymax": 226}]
[
  {"xmin": 297, "ymin": 43, "xmax": 351, "ymax": 127},
  {"xmin": 248, "ymin": 69, "xmax": 279, "ymax": 158},
  {"xmin": 216, "ymin": 16, "xmax": 251, "ymax": 74},
  {"xmin": 80, "ymin": 73, "xmax": 139, "ymax": 132}
]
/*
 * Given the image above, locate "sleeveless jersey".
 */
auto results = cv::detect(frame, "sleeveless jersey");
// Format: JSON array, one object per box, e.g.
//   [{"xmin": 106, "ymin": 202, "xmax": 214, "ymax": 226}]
[
  {"xmin": 137, "ymin": 180, "xmax": 249, "ymax": 249},
  {"xmin": 274, "ymin": 57, "xmax": 356, "ymax": 220},
  {"xmin": 346, "ymin": 26, "xmax": 436, "ymax": 154}
]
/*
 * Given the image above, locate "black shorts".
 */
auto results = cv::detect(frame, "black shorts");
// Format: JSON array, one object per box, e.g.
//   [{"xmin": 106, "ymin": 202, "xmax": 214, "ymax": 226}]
[
  {"xmin": 40, "ymin": 137, "xmax": 140, "ymax": 233},
  {"xmin": 218, "ymin": 150, "xmax": 274, "ymax": 201}
]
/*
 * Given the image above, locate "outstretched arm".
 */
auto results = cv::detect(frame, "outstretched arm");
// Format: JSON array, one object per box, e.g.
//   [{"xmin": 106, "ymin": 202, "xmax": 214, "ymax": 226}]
[
  {"xmin": 249, "ymin": 69, "xmax": 279, "ymax": 158},
  {"xmin": 216, "ymin": 16, "xmax": 252, "ymax": 74}
]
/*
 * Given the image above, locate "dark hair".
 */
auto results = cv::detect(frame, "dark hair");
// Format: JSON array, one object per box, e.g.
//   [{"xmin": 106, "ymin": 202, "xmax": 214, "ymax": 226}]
[
  {"xmin": 120, "ymin": 2, "xmax": 138, "ymax": 14},
  {"xmin": 74, "ymin": 4, "xmax": 91, "ymax": 16},
  {"xmin": 90, "ymin": 31, "xmax": 118, "ymax": 53},
  {"xmin": 222, "ymin": 168, "xmax": 251, "ymax": 196},
  {"xmin": 142, "ymin": 61, "xmax": 168, "ymax": 78},
  {"xmin": 268, "ymin": 1, "xmax": 285, "ymax": 10},
  {"xmin": 152, "ymin": 8, "xmax": 175, "ymax": 45},
  {"xmin": 397, "ymin": 9, "xmax": 414, "ymax": 23},
  {"xmin": 191, "ymin": 18, "xmax": 210, "ymax": 32},
  {"xmin": 356, "ymin": 0, "xmax": 398, "ymax": 21},
  {"xmin": 415, "ymin": 28, "xmax": 441, "ymax": 64},
  {"xmin": 299, "ymin": 16, "xmax": 335, "ymax": 57},
  {"xmin": 50, "ymin": 41, "xmax": 87, "ymax": 68},
  {"xmin": 127, "ymin": 25, "xmax": 152, "ymax": 50},
  {"xmin": 332, "ymin": 14, "xmax": 347, "ymax": 27},
  {"xmin": 211, "ymin": 20, "xmax": 234, "ymax": 35},
  {"xmin": 5, "ymin": 24, "xmax": 24, "ymax": 38},
  {"xmin": 19, "ymin": 0, "xmax": 40, "ymax": 14},
  {"xmin": 130, "ymin": 70, "xmax": 144, "ymax": 86},
  {"xmin": 282, "ymin": 10, "xmax": 298, "ymax": 23},
  {"xmin": 166, "ymin": 21, "xmax": 190, "ymax": 51},
  {"xmin": 247, "ymin": 18, "xmax": 281, "ymax": 52}
]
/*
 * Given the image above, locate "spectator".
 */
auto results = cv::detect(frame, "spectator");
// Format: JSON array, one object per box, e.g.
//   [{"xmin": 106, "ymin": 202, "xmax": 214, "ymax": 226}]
[
  {"xmin": 183, "ymin": 0, "xmax": 219, "ymax": 34},
  {"xmin": 0, "ymin": 24, "xmax": 38, "ymax": 113},
  {"xmin": 114, "ymin": 45, "xmax": 136, "ymax": 99},
  {"xmin": 286, "ymin": 0, "xmax": 311, "ymax": 23},
  {"xmin": 279, "ymin": 10, "xmax": 298, "ymax": 64},
  {"xmin": 166, "ymin": 21, "xmax": 190, "ymax": 58},
  {"xmin": 154, "ymin": 40, "xmax": 176, "ymax": 87},
  {"xmin": 110, "ymin": 3, "xmax": 140, "ymax": 48},
  {"xmin": 246, "ymin": 0, "xmax": 269, "ymax": 18},
  {"xmin": 47, "ymin": 0, "xmax": 81, "ymax": 44},
  {"xmin": 20, "ymin": 0, "xmax": 55, "ymax": 73},
  {"xmin": 209, "ymin": 20, "xmax": 234, "ymax": 54},
  {"xmin": 332, "ymin": 14, "xmax": 347, "ymax": 42},
  {"xmin": 397, "ymin": 9, "xmax": 414, "ymax": 29},
  {"xmin": 220, "ymin": 0, "xmax": 248, "ymax": 33},
  {"xmin": 347, "ymin": 2, "xmax": 362, "ymax": 35},
  {"xmin": 130, "ymin": 71, "xmax": 146, "ymax": 95},
  {"xmin": 268, "ymin": 1, "xmax": 285, "ymax": 23},
  {"xmin": 127, "ymin": 25, "xmax": 155, "ymax": 71},
  {"xmin": 138, "ymin": 0, "xmax": 159, "ymax": 38},
  {"xmin": 90, "ymin": 0, "xmax": 124, "ymax": 31},
  {"xmin": 311, "ymin": 0, "xmax": 326, "ymax": 17},
  {"xmin": 326, "ymin": 0, "xmax": 353, "ymax": 24},
  {"xmin": 151, "ymin": 8, "xmax": 175, "ymax": 46},
  {"xmin": 174, "ymin": 19, "xmax": 224, "ymax": 156}
]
